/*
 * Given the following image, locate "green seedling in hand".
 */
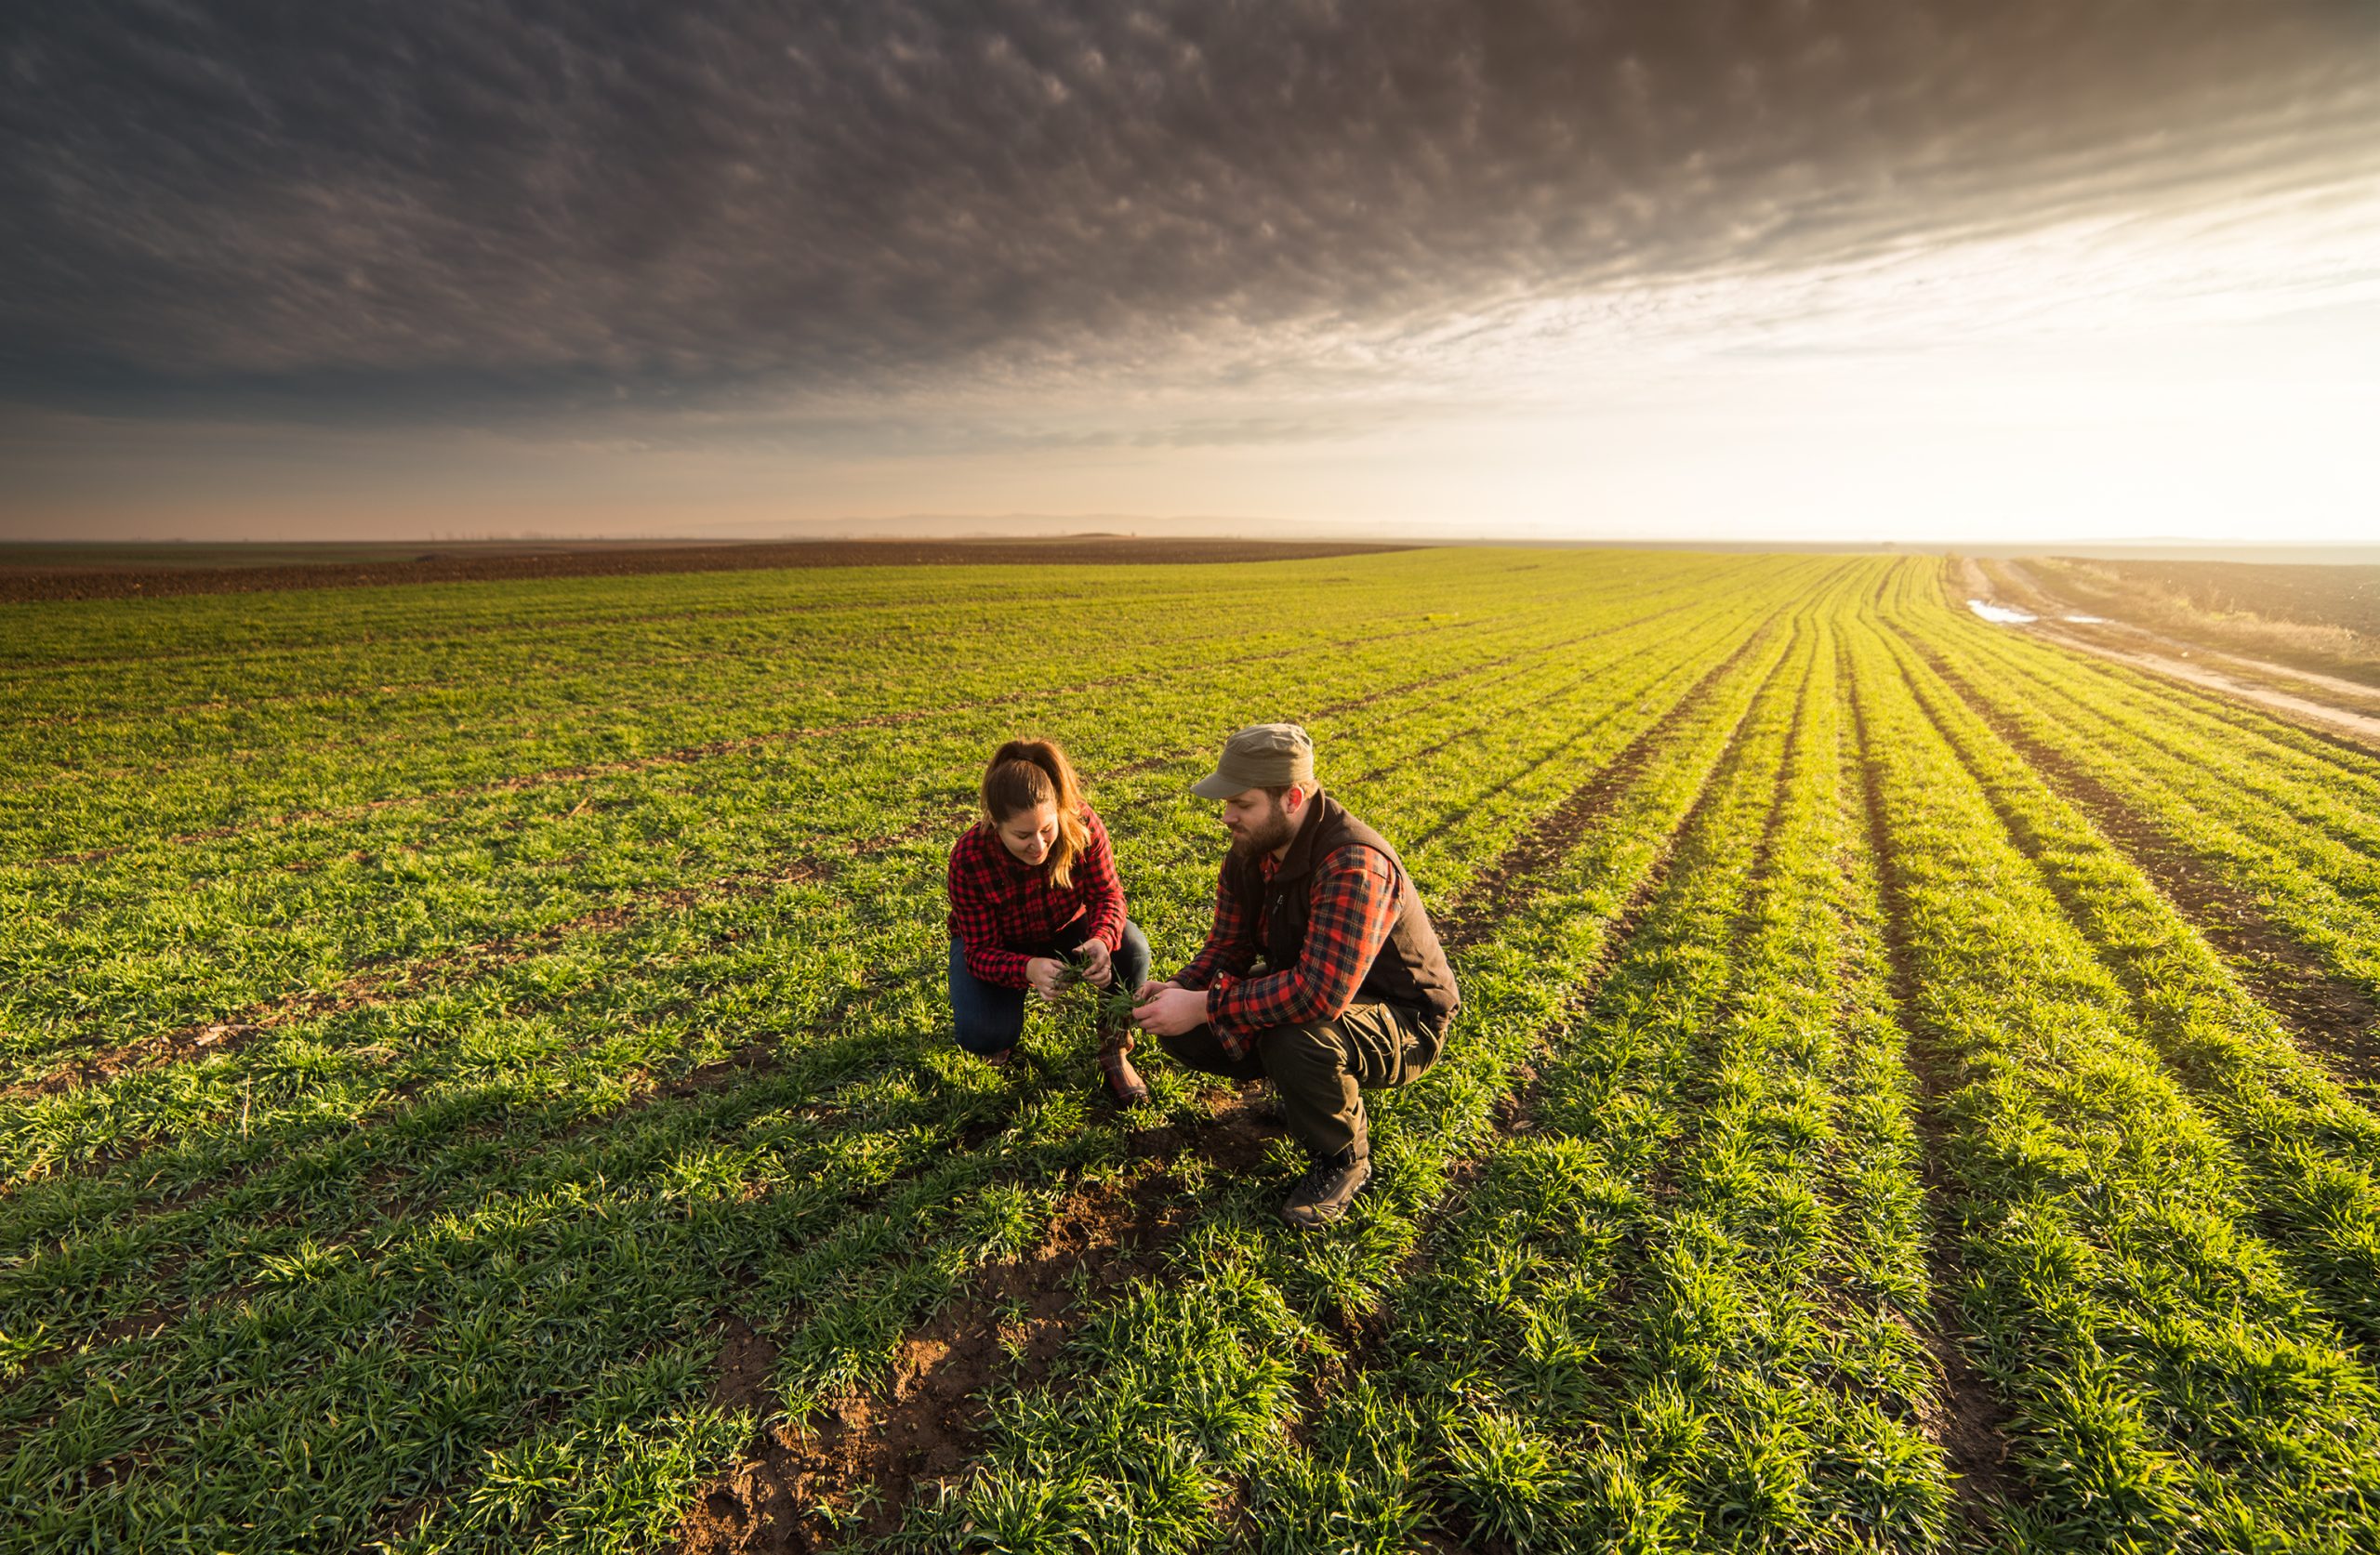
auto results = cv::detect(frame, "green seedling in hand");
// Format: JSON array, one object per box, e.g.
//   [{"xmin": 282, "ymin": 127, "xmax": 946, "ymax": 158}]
[
  {"xmin": 1054, "ymin": 949, "xmax": 1141, "ymax": 1030},
  {"xmin": 1092, "ymin": 984, "xmax": 1144, "ymax": 1031}
]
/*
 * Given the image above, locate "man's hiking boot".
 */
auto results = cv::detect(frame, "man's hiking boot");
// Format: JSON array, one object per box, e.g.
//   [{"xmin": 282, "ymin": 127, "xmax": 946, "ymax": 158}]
[
  {"xmin": 1281, "ymin": 1148, "xmax": 1370, "ymax": 1230},
  {"xmin": 1097, "ymin": 1028, "xmax": 1150, "ymax": 1107}
]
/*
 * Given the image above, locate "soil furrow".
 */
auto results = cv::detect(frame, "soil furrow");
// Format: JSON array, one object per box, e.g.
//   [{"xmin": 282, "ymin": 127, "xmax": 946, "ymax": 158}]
[
  {"xmin": 674, "ymin": 1096, "xmax": 1287, "ymax": 1554},
  {"xmin": 1843, "ymin": 639, "xmax": 2017, "ymax": 1529},
  {"xmin": 1911, "ymin": 641, "xmax": 2380, "ymax": 1087}
]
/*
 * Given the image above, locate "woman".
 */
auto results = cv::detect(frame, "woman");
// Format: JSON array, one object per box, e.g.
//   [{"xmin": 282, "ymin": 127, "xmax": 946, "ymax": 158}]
[{"xmin": 946, "ymin": 738, "xmax": 1153, "ymax": 1103}]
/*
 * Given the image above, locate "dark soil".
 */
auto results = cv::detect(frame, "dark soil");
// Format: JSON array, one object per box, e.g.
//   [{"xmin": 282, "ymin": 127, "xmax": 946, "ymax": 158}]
[
  {"xmin": 2, "ymin": 538, "xmax": 1414, "ymax": 603},
  {"xmin": 678, "ymin": 1179, "xmax": 1186, "ymax": 1554},
  {"xmin": 2054, "ymin": 560, "xmax": 2380, "ymax": 644},
  {"xmin": 675, "ymin": 1089, "xmax": 1289, "ymax": 1554}
]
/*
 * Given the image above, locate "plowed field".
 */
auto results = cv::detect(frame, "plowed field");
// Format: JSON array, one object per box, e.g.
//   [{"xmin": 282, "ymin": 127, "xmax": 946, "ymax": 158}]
[{"xmin": 4, "ymin": 550, "xmax": 2376, "ymax": 1553}]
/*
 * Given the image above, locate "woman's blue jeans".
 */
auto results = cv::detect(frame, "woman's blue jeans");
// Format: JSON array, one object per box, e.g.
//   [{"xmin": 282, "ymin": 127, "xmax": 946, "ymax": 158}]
[{"xmin": 949, "ymin": 919, "xmax": 1153, "ymax": 1056}]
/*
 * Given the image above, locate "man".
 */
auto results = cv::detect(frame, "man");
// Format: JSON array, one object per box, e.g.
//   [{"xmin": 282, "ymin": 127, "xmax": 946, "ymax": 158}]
[{"xmin": 1133, "ymin": 723, "xmax": 1460, "ymax": 1229}]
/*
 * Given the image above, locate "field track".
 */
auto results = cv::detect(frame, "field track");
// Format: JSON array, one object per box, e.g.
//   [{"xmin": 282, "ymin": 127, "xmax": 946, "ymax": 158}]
[
  {"xmin": 5, "ymin": 550, "xmax": 2380, "ymax": 1553},
  {"xmin": 0, "ymin": 539, "xmax": 1414, "ymax": 605},
  {"xmin": 1959, "ymin": 558, "xmax": 2380, "ymax": 749}
]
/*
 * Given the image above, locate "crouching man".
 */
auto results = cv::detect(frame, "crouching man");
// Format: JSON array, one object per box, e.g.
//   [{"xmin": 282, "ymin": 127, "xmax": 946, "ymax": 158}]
[{"xmin": 1132, "ymin": 723, "xmax": 1460, "ymax": 1229}]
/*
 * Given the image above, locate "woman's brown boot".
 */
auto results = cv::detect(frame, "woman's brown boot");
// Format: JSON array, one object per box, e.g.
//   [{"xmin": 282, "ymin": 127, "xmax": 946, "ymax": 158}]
[{"xmin": 1097, "ymin": 1027, "xmax": 1151, "ymax": 1106}]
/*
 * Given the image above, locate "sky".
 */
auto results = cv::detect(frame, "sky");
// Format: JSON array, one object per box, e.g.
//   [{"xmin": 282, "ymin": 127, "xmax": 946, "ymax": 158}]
[{"xmin": 2, "ymin": 0, "xmax": 2375, "ymax": 545}]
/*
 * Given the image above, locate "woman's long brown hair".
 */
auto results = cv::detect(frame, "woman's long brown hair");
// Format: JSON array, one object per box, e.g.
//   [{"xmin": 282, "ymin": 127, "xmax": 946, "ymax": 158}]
[{"xmin": 980, "ymin": 738, "xmax": 1091, "ymax": 888}]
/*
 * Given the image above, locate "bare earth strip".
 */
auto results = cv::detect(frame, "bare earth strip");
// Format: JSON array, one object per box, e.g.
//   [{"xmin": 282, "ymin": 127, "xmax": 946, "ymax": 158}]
[
  {"xmin": 2026, "ymin": 626, "xmax": 2380, "ymax": 749},
  {"xmin": 0, "ymin": 538, "xmax": 1418, "ymax": 603},
  {"xmin": 1993, "ymin": 559, "xmax": 2380, "ymax": 708}
]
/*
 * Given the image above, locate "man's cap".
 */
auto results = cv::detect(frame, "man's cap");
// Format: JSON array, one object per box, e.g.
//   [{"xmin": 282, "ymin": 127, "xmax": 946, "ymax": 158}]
[{"xmin": 1191, "ymin": 722, "xmax": 1316, "ymax": 799}]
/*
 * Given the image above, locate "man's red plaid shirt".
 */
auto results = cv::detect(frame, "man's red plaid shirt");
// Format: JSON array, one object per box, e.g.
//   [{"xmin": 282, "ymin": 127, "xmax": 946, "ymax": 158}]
[
  {"xmin": 946, "ymin": 805, "xmax": 1128, "ymax": 989},
  {"xmin": 1171, "ymin": 844, "xmax": 1400, "ymax": 1059}
]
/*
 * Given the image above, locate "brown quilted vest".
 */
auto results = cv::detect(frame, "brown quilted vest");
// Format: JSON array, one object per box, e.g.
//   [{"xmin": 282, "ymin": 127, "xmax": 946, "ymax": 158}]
[{"xmin": 1219, "ymin": 789, "xmax": 1461, "ymax": 1045}]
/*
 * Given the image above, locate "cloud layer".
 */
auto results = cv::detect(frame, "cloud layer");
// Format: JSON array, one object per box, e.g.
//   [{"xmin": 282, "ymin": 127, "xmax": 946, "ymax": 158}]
[{"xmin": 5, "ymin": 0, "xmax": 2375, "ymax": 426}]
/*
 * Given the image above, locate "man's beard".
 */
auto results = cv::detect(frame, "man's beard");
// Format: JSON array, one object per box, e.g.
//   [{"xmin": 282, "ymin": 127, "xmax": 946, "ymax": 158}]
[{"xmin": 1229, "ymin": 799, "xmax": 1294, "ymax": 860}]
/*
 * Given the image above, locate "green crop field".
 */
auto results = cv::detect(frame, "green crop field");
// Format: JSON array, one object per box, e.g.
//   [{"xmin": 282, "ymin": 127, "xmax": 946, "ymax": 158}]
[{"xmin": 5, "ymin": 548, "xmax": 2378, "ymax": 1554}]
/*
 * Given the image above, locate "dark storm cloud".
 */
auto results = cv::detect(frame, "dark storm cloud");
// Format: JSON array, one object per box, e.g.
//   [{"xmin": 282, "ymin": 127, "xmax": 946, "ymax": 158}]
[{"xmin": 3, "ymin": 0, "xmax": 2373, "ymax": 422}]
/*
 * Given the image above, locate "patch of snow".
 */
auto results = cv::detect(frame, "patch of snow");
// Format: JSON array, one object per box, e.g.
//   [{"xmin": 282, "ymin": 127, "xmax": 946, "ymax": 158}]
[{"xmin": 1967, "ymin": 599, "xmax": 2038, "ymax": 625}]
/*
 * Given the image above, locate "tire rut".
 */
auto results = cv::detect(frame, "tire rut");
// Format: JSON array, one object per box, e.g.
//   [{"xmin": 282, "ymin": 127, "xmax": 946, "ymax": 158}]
[{"xmin": 1843, "ymin": 639, "xmax": 2019, "ymax": 1531}]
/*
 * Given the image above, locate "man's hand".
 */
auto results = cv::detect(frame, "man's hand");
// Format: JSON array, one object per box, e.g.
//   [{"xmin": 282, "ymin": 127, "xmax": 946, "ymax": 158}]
[
  {"xmin": 1072, "ymin": 939, "xmax": 1113, "ymax": 989},
  {"xmin": 1134, "ymin": 978, "xmax": 1179, "ymax": 1003},
  {"xmin": 1025, "ymin": 956, "xmax": 1068, "ymax": 1003},
  {"xmin": 1132, "ymin": 984, "xmax": 1209, "ymax": 1038}
]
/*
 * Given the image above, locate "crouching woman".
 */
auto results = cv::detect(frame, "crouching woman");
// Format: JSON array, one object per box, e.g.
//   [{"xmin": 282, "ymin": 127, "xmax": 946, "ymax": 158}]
[{"xmin": 946, "ymin": 739, "xmax": 1152, "ymax": 1103}]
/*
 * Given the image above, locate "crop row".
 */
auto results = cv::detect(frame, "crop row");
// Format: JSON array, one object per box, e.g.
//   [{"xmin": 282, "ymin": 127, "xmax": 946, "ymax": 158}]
[
  {"xmin": 1869, "ymin": 624, "xmax": 2380, "ymax": 1345},
  {"xmin": 1844, "ymin": 606, "xmax": 2380, "ymax": 1548},
  {"xmin": 1889, "ymin": 566, "xmax": 2380, "ymax": 1008},
  {"xmin": 1171, "ymin": 609, "xmax": 1953, "ymax": 1551},
  {"xmin": 24, "ymin": 548, "xmax": 2372, "ymax": 1552},
  {"xmin": 879, "ymin": 581, "xmax": 1853, "ymax": 1550},
  {"xmin": 902, "ymin": 566, "xmax": 2380, "ymax": 1552}
]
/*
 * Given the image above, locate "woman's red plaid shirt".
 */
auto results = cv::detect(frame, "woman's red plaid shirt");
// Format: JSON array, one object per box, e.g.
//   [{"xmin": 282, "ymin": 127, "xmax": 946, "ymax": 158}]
[{"xmin": 946, "ymin": 805, "xmax": 1128, "ymax": 989}]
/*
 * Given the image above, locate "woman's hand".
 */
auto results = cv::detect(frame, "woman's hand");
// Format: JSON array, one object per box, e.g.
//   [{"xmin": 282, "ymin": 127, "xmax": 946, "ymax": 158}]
[
  {"xmin": 1025, "ymin": 956, "xmax": 1068, "ymax": 1003},
  {"xmin": 1072, "ymin": 939, "xmax": 1114, "ymax": 989}
]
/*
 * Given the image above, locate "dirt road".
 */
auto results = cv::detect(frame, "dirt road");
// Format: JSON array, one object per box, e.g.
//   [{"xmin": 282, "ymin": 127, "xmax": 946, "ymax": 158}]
[{"xmin": 1960, "ymin": 557, "xmax": 2380, "ymax": 751}]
